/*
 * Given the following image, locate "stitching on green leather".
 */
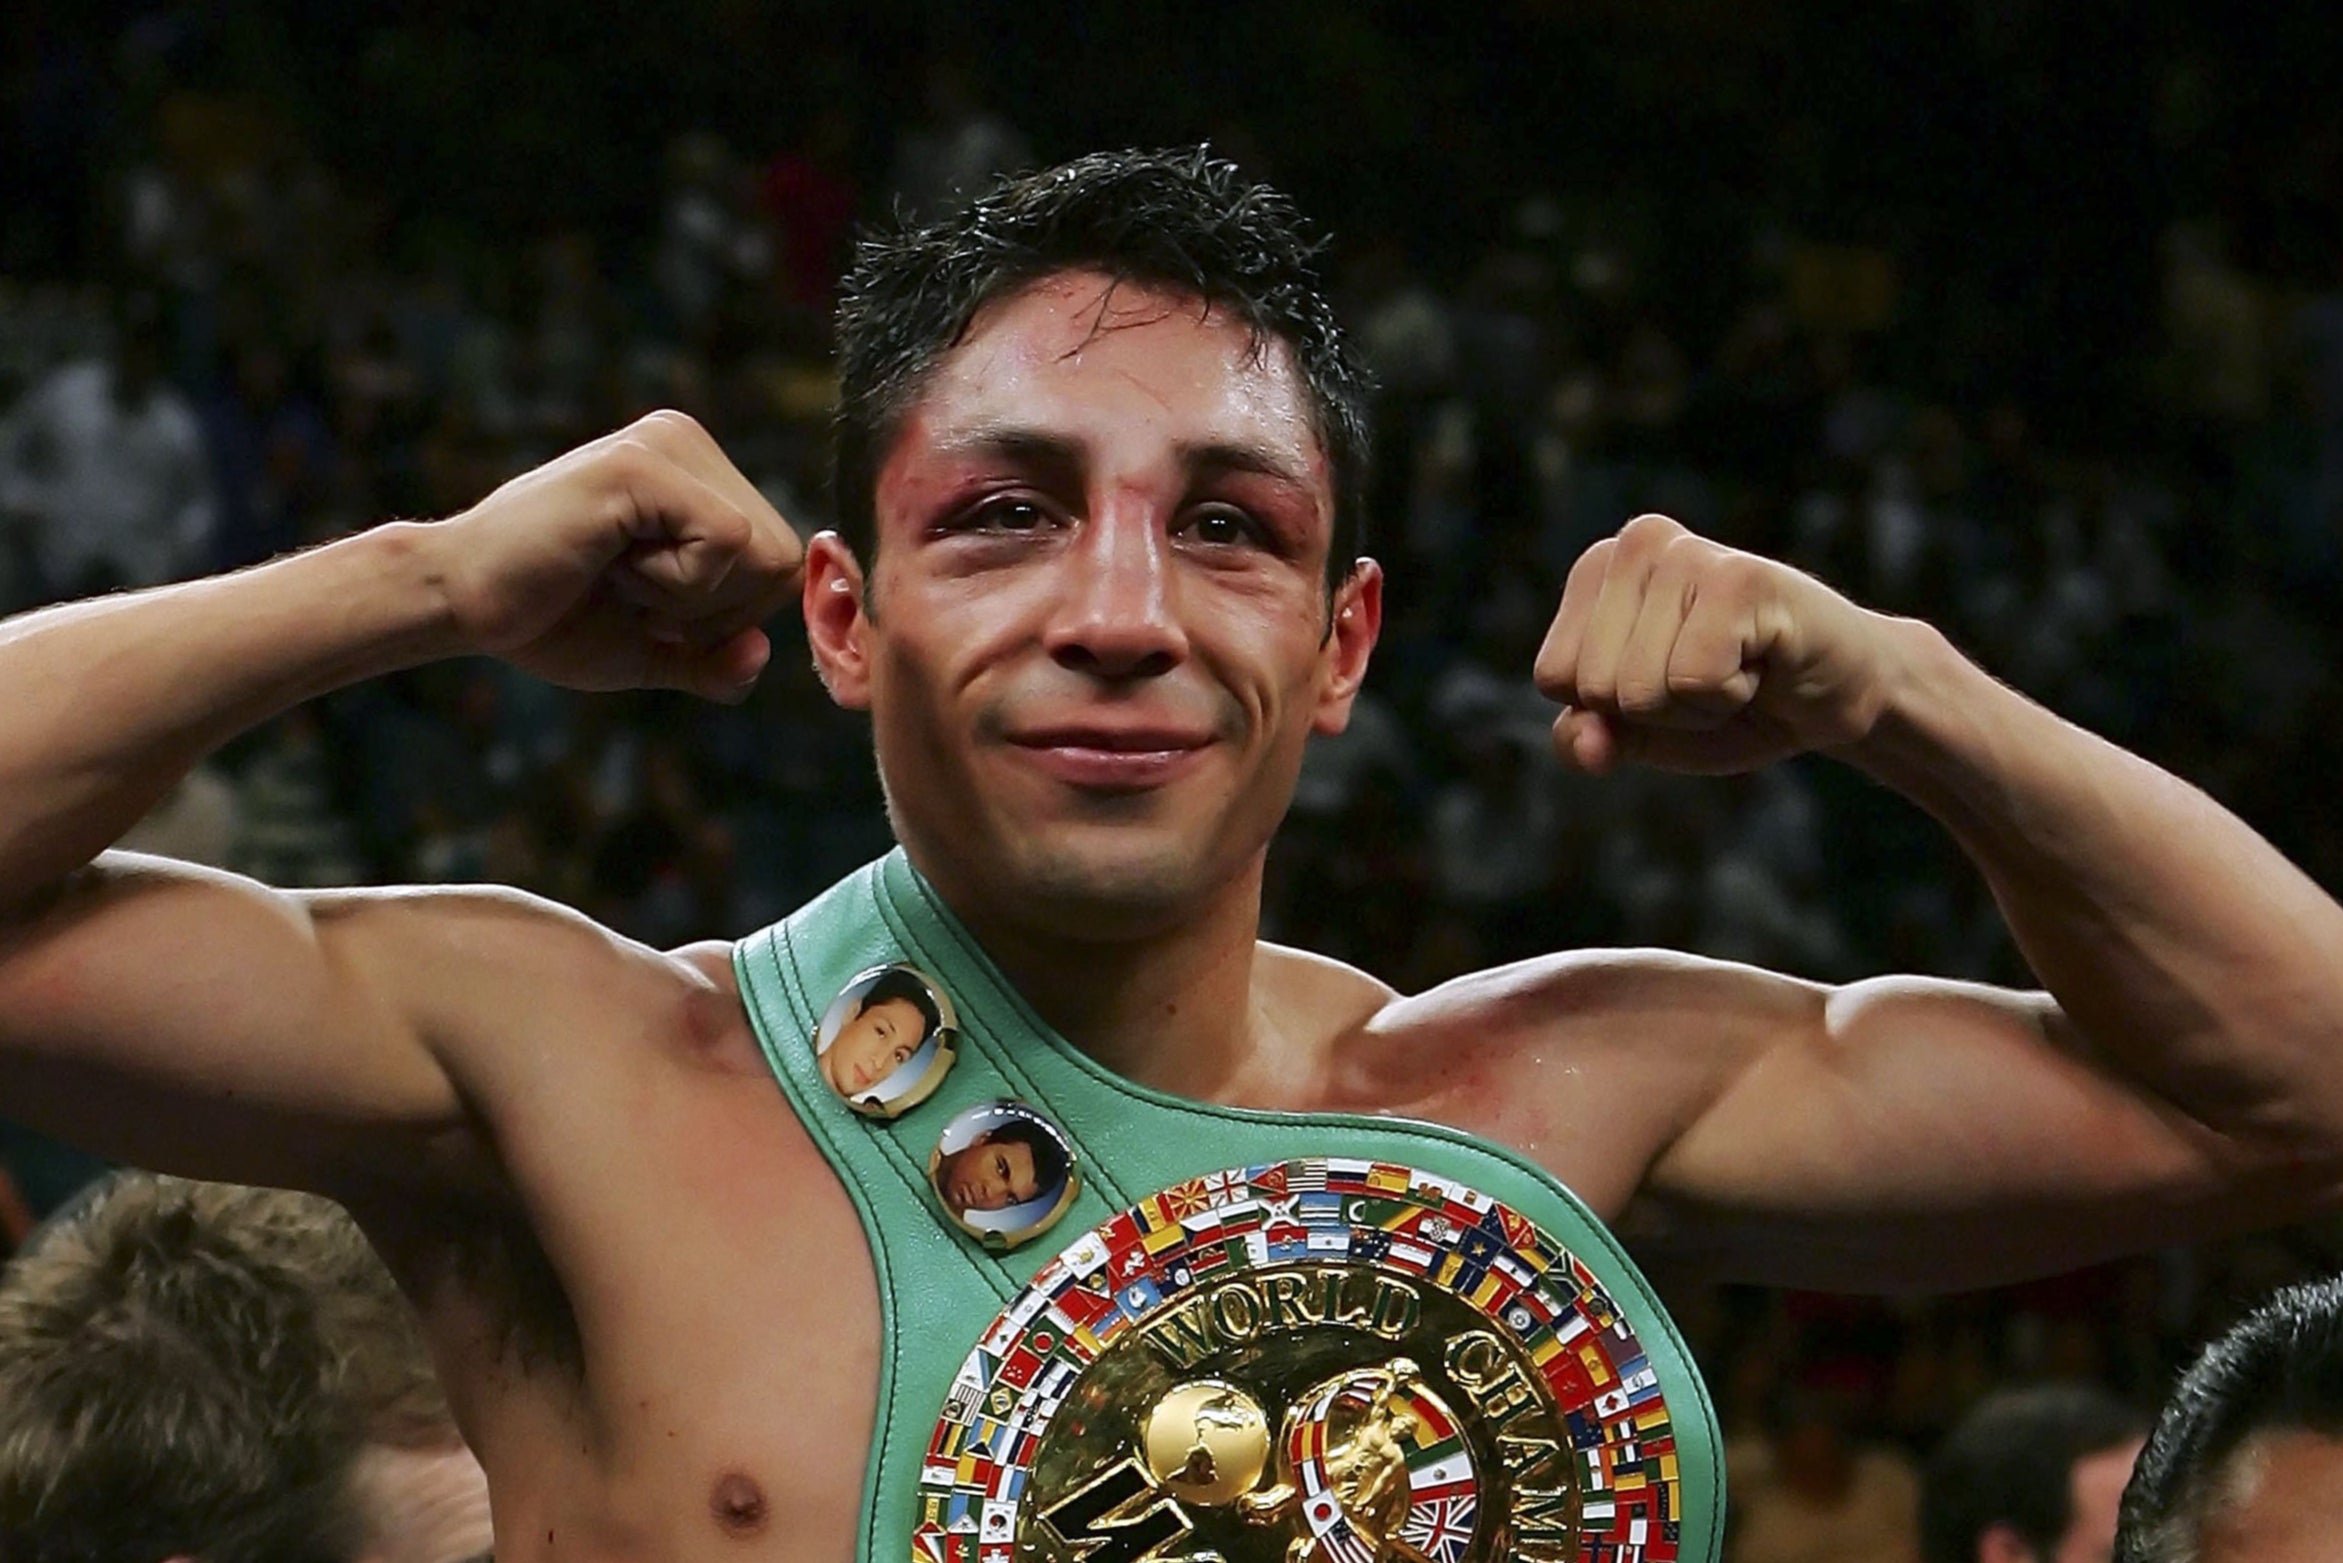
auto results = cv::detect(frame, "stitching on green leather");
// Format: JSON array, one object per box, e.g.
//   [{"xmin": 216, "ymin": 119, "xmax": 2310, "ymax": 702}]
[
  {"xmin": 733, "ymin": 928, "xmax": 902, "ymax": 1561},
  {"xmin": 776, "ymin": 914, "xmax": 1016, "ymax": 1307},
  {"xmin": 773, "ymin": 854, "xmax": 1722, "ymax": 1559},
  {"xmin": 869, "ymin": 874, "xmax": 1137, "ymax": 1214},
  {"xmin": 887, "ymin": 856, "xmax": 1721, "ymax": 1544},
  {"xmin": 855, "ymin": 893, "xmax": 1091, "ymax": 1290},
  {"xmin": 771, "ymin": 902, "xmax": 1018, "ymax": 1563},
  {"xmin": 881, "ymin": 860, "xmax": 1149, "ymax": 1208},
  {"xmin": 829, "ymin": 892, "xmax": 1022, "ymax": 1293}
]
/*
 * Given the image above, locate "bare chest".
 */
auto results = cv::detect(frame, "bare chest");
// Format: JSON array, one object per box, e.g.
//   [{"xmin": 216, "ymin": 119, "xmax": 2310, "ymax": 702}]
[
  {"xmin": 416, "ymin": 1054, "xmax": 885, "ymax": 1563},
  {"xmin": 421, "ymin": 991, "xmax": 1668, "ymax": 1562}
]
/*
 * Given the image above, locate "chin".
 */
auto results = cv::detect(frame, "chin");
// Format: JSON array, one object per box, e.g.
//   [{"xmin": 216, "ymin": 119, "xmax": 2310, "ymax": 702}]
[{"xmin": 997, "ymin": 830, "xmax": 1238, "ymax": 938}]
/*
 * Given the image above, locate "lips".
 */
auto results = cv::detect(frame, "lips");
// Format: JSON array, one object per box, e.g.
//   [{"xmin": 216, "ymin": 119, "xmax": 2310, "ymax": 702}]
[
  {"xmin": 1010, "ymin": 724, "xmax": 1214, "ymax": 752},
  {"xmin": 1005, "ymin": 723, "xmax": 1213, "ymax": 791}
]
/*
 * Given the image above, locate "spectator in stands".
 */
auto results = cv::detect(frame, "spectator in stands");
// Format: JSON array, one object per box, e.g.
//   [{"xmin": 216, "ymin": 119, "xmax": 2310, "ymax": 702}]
[
  {"xmin": 0, "ymin": 289, "xmax": 216, "ymax": 600},
  {"xmin": 2116, "ymin": 1274, "xmax": 2343, "ymax": 1563},
  {"xmin": 1733, "ymin": 1382, "xmax": 1924, "ymax": 1563},
  {"xmin": 888, "ymin": 55, "xmax": 1031, "ymax": 220},
  {"xmin": 0, "ymin": 1173, "xmax": 490, "ymax": 1563},
  {"xmin": 1923, "ymin": 1384, "xmax": 2144, "ymax": 1563}
]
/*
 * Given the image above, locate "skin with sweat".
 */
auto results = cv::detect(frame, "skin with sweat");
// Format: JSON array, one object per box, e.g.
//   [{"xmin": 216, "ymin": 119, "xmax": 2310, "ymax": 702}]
[
  {"xmin": 4, "ymin": 269, "xmax": 2343, "ymax": 1563},
  {"xmin": 2192, "ymin": 1429, "xmax": 2343, "ymax": 1563}
]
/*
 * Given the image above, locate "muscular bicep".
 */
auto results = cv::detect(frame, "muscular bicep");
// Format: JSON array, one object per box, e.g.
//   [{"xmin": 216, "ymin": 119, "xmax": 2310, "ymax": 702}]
[
  {"xmin": 1627, "ymin": 971, "xmax": 2287, "ymax": 1292},
  {"xmin": 0, "ymin": 852, "xmax": 491, "ymax": 1192}
]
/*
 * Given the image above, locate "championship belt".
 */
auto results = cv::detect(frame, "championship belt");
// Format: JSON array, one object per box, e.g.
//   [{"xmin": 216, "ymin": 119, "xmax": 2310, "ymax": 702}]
[{"xmin": 737, "ymin": 852, "xmax": 1722, "ymax": 1563}]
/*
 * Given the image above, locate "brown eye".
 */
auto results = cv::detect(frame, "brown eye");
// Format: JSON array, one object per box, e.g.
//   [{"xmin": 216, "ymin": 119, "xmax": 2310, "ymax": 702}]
[
  {"xmin": 977, "ymin": 498, "xmax": 1049, "ymax": 532},
  {"xmin": 1181, "ymin": 506, "xmax": 1258, "ymax": 547}
]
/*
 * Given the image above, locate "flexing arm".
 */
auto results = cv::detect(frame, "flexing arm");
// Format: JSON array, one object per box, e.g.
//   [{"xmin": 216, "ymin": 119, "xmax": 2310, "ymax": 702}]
[
  {"xmin": 0, "ymin": 412, "xmax": 799, "ymax": 1194},
  {"xmin": 1525, "ymin": 516, "xmax": 2343, "ymax": 1291}
]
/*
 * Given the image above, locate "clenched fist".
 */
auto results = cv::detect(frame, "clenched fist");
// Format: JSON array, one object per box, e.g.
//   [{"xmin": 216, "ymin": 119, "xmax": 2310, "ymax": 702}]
[
  {"xmin": 428, "ymin": 410, "xmax": 803, "ymax": 701},
  {"xmin": 1535, "ymin": 514, "xmax": 1909, "ymax": 775}
]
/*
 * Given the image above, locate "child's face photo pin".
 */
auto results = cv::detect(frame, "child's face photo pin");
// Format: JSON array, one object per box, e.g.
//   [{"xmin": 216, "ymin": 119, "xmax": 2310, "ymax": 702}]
[{"xmin": 814, "ymin": 964, "xmax": 959, "ymax": 1118}]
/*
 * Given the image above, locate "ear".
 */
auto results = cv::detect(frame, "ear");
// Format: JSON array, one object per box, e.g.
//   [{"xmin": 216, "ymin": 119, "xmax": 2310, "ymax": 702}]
[
  {"xmin": 1311, "ymin": 558, "xmax": 1384, "ymax": 736},
  {"xmin": 1976, "ymin": 1521, "xmax": 2040, "ymax": 1563},
  {"xmin": 803, "ymin": 531, "xmax": 873, "ymax": 710}
]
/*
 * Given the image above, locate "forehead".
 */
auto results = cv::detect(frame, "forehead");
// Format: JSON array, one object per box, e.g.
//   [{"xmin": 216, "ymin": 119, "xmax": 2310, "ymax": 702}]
[
  {"xmin": 876, "ymin": 270, "xmax": 1330, "ymax": 508},
  {"xmin": 2201, "ymin": 1427, "xmax": 2343, "ymax": 1560}
]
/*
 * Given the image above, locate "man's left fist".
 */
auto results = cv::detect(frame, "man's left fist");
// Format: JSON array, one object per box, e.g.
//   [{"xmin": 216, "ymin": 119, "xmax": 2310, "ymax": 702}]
[{"xmin": 1534, "ymin": 514, "xmax": 1905, "ymax": 775}]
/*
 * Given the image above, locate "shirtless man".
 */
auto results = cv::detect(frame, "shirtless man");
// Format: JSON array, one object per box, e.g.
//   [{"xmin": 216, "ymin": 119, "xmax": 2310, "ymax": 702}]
[{"xmin": 5, "ymin": 149, "xmax": 2343, "ymax": 1561}]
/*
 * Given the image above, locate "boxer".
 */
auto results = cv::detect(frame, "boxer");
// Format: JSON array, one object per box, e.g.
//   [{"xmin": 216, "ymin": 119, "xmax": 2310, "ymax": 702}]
[{"xmin": 4, "ymin": 149, "xmax": 2341, "ymax": 1561}]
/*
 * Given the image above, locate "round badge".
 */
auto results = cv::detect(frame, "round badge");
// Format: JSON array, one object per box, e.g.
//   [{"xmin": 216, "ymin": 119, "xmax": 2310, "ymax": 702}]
[
  {"xmin": 926, "ymin": 1100, "xmax": 1081, "ymax": 1252},
  {"xmin": 814, "ymin": 964, "xmax": 958, "ymax": 1119},
  {"xmin": 912, "ymin": 1158, "xmax": 1712, "ymax": 1563}
]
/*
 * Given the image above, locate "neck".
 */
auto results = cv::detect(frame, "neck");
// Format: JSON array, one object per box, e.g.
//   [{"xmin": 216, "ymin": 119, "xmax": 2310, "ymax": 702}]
[{"xmin": 908, "ymin": 849, "xmax": 1269, "ymax": 1096}]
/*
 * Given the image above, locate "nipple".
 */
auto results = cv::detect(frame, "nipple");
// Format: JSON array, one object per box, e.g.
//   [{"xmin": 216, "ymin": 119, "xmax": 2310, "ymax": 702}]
[{"xmin": 710, "ymin": 1472, "xmax": 770, "ymax": 1537}]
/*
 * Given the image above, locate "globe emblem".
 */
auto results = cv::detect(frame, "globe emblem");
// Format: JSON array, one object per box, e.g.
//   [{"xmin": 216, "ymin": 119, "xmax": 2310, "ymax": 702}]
[{"xmin": 1141, "ymin": 1379, "xmax": 1272, "ymax": 1505}]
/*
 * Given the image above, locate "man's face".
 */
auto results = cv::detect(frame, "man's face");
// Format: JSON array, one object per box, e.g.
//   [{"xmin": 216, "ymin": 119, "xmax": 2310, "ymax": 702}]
[
  {"xmin": 2191, "ymin": 1427, "xmax": 2343, "ymax": 1563},
  {"xmin": 809, "ymin": 270, "xmax": 1380, "ymax": 939},
  {"xmin": 940, "ymin": 1132, "xmax": 1042, "ymax": 1213},
  {"xmin": 2046, "ymin": 1439, "xmax": 2140, "ymax": 1563},
  {"xmin": 822, "ymin": 994, "xmax": 927, "ymax": 1097}
]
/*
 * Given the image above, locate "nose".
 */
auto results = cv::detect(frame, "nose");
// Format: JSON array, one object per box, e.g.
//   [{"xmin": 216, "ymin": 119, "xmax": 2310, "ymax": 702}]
[{"xmin": 1044, "ymin": 503, "xmax": 1188, "ymax": 681}]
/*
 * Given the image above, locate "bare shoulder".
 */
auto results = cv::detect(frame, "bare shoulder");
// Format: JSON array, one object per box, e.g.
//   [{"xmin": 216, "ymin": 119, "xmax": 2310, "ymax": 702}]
[
  {"xmin": 301, "ymin": 878, "xmax": 752, "ymax": 1085},
  {"xmin": 1310, "ymin": 947, "xmax": 1828, "ymax": 1209},
  {"xmin": 1255, "ymin": 939, "xmax": 1815, "ymax": 1067},
  {"xmin": 1371, "ymin": 945, "xmax": 1822, "ymax": 1048},
  {"xmin": 1255, "ymin": 940, "xmax": 1395, "ymax": 1041}
]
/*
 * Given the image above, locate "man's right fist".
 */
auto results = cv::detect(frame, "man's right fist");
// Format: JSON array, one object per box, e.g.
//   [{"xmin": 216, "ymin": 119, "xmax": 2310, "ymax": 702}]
[{"xmin": 429, "ymin": 411, "xmax": 803, "ymax": 701}]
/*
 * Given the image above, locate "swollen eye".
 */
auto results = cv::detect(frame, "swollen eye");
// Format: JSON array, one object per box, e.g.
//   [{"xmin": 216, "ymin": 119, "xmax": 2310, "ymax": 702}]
[
  {"xmin": 1185, "ymin": 509, "xmax": 1252, "ymax": 545},
  {"xmin": 984, "ymin": 500, "xmax": 1048, "ymax": 530}
]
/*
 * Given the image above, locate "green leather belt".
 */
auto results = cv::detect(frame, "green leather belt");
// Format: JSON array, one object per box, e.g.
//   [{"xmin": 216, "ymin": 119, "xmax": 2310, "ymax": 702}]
[{"xmin": 735, "ymin": 850, "xmax": 1722, "ymax": 1563}]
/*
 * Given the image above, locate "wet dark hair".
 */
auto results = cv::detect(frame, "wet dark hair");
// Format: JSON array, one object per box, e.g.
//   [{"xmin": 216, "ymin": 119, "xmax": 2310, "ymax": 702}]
[
  {"xmin": 1923, "ymin": 1383, "xmax": 2143, "ymax": 1563},
  {"xmin": 832, "ymin": 145, "xmax": 1372, "ymax": 589},
  {"xmin": 976, "ymin": 1117, "xmax": 1070, "ymax": 1196},
  {"xmin": 2118, "ymin": 1275, "xmax": 2343, "ymax": 1562},
  {"xmin": 858, "ymin": 967, "xmax": 944, "ymax": 1039}
]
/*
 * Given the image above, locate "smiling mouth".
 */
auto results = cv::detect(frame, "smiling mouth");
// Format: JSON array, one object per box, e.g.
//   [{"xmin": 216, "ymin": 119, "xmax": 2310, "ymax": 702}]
[{"xmin": 1006, "ymin": 728, "xmax": 1213, "ymax": 791}]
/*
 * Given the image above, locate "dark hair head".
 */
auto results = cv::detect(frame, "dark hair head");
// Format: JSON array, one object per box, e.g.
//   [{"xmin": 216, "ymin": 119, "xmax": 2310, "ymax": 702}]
[
  {"xmin": 859, "ymin": 967, "xmax": 944, "ymax": 1037},
  {"xmin": 2119, "ymin": 1275, "xmax": 2343, "ymax": 1563},
  {"xmin": 1923, "ymin": 1383, "xmax": 2144, "ymax": 1563},
  {"xmin": 832, "ymin": 145, "xmax": 1373, "ymax": 590},
  {"xmin": 978, "ymin": 1117, "xmax": 1070, "ymax": 1193}
]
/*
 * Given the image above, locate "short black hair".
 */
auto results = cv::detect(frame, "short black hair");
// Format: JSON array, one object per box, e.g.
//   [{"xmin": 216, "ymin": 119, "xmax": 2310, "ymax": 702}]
[
  {"xmin": 1923, "ymin": 1383, "xmax": 2143, "ymax": 1563},
  {"xmin": 978, "ymin": 1117, "xmax": 1070, "ymax": 1194},
  {"xmin": 859, "ymin": 967, "xmax": 944, "ymax": 1038},
  {"xmin": 2119, "ymin": 1275, "xmax": 2343, "ymax": 1563},
  {"xmin": 832, "ymin": 145, "xmax": 1372, "ymax": 589}
]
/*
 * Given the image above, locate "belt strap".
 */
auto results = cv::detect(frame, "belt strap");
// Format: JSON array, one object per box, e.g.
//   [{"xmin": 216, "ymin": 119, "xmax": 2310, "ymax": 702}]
[{"xmin": 735, "ymin": 849, "xmax": 1723, "ymax": 1562}]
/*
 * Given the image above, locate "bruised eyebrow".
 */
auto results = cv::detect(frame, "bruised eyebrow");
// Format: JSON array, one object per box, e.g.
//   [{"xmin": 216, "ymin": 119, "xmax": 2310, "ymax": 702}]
[
  {"xmin": 1182, "ymin": 438, "xmax": 1316, "ymax": 492},
  {"xmin": 930, "ymin": 423, "xmax": 1317, "ymax": 493},
  {"xmin": 931, "ymin": 425, "xmax": 1085, "ymax": 486}
]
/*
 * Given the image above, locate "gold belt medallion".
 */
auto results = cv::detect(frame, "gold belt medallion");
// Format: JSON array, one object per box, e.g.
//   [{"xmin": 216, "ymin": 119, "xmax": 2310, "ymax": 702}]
[{"xmin": 912, "ymin": 1159, "xmax": 1686, "ymax": 1562}]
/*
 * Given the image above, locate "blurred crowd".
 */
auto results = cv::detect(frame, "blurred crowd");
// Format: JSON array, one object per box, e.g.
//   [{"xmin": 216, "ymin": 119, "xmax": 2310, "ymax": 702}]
[{"xmin": 5, "ymin": 6, "xmax": 2343, "ymax": 1558}]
